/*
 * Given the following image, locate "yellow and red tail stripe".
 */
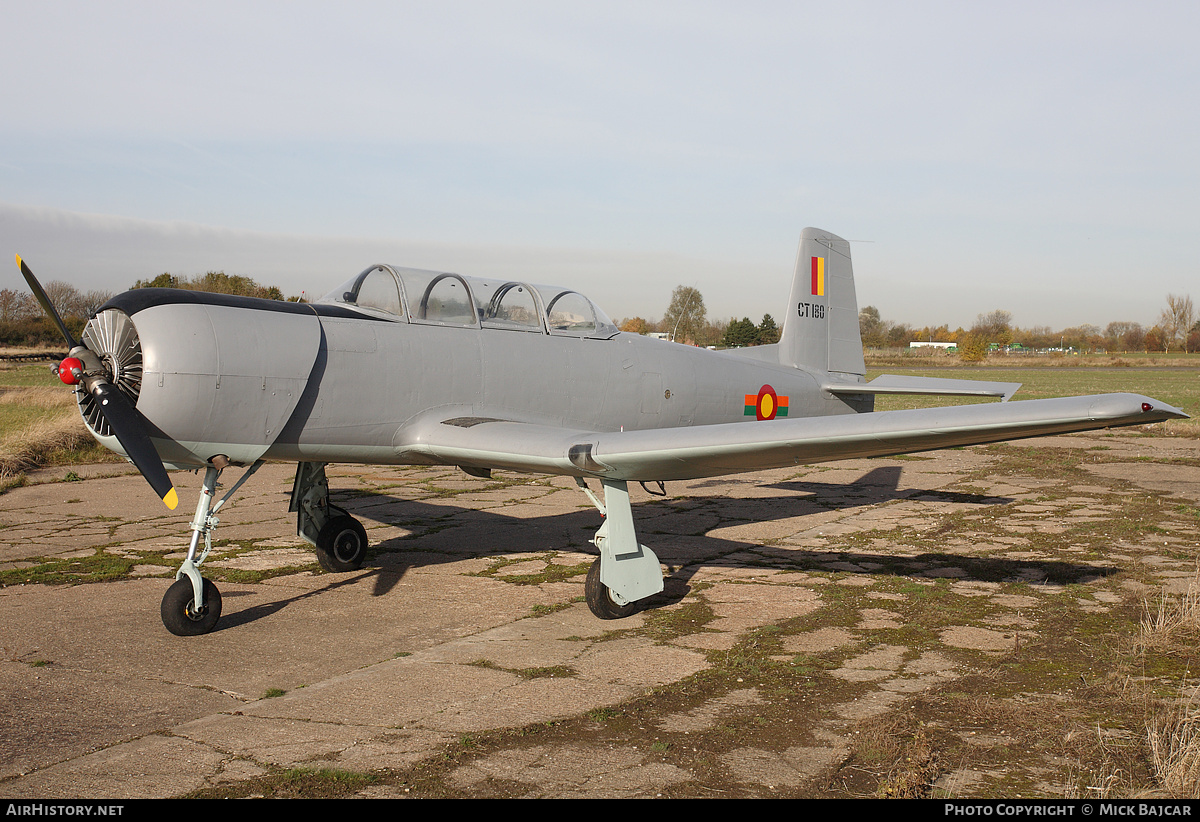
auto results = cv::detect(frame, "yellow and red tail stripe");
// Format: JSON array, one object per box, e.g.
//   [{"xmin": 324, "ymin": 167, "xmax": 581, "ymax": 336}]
[
  {"xmin": 744, "ymin": 384, "xmax": 789, "ymax": 420},
  {"xmin": 811, "ymin": 256, "xmax": 824, "ymax": 296}
]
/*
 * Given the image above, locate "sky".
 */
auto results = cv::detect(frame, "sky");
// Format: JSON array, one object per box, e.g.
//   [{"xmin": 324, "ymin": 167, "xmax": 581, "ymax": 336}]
[{"xmin": 2, "ymin": 1, "xmax": 1197, "ymax": 331}]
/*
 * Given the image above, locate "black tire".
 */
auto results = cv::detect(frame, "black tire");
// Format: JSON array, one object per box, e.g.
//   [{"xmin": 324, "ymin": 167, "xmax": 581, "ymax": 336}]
[
  {"xmin": 315, "ymin": 515, "xmax": 368, "ymax": 572},
  {"xmin": 161, "ymin": 577, "xmax": 222, "ymax": 636},
  {"xmin": 585, "ymin": 558, "xmax": 640, "ymax": 619}
]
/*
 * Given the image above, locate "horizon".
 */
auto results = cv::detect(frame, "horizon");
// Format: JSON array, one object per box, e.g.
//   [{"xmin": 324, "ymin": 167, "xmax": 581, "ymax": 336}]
[{"xmin": 4, "ymin": 202, "xmax": 1187, "ymax": 336}]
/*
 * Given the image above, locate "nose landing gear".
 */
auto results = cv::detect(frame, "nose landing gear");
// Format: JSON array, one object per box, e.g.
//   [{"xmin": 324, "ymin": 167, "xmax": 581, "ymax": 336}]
[
  {"xmin": 160, "ymin": 460, "xmax": 370, "ymax": 636},
  {"xmin": 161, "ymin": 460, "xmax": 261, "ymax": 636}
]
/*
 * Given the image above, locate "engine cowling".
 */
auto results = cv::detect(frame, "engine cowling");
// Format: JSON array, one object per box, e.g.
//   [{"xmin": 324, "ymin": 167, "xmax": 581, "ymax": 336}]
[{"xmin": 86, "ymin": 291, "xmax": 323, "ymax": 468}]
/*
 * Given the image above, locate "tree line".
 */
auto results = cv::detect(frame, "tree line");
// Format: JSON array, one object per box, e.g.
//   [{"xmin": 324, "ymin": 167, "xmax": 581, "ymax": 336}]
[
  {"xmin": 6, "ymin": 271, "xmax": 1196, "ymax": 357},
  {"xmin": 615, "ymin": 285, "xmax": 781, "ymax": 348},
  {"xmin": 615, "ymin": 286, "xmax": 1200, "ymax": 356},
  {"xmin": 0, "ymin": 271, "xmax": 293, "ymax": 347},
  {"xmin": 861, "ymin": 294, "xmax": 1199, "ymax": 356}
]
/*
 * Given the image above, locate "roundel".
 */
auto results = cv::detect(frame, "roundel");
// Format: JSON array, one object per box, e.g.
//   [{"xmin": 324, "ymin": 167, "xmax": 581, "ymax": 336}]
[
  {"xmin": 756, "ymin": 384, "xmax": 779, "ymax": 421},
  {"xmin": 743, "ymin": 384, "xmax": 790, "ymax": 421}
]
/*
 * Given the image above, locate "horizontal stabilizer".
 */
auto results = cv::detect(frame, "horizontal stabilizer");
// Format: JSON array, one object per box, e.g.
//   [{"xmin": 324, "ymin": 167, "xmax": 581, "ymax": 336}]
[{"xmin": 825, "ymin": 374, "xmax": 1022, "ymax": 402}]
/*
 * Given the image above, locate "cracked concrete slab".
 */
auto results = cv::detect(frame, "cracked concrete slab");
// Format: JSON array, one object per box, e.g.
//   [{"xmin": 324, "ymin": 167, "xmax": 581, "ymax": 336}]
[{"xmin": 1, "ymin": 432, "xmax": 1198, "ymax": 797}]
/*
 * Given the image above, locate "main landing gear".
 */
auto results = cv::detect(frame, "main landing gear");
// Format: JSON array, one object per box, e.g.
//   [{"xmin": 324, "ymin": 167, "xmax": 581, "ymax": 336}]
[
  {"xmin": 575, "ymin": 478, "xmax": 664, "ymax": 620},
  {"xmin": 160, "ymin": 459, "xmax": 369, "ymax": 636},
  {"xmin": 291, "ymin": 461, "xmax": 369, "ymax": 572}
]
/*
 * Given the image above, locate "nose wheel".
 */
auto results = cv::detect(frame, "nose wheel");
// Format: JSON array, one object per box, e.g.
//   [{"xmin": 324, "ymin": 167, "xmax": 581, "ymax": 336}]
[{"xmin": 161, "ymin": 577, "xmax": 222, "ymax": 636}]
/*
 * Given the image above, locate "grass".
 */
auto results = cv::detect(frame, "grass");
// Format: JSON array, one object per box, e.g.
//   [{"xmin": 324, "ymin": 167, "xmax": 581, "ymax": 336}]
[
  {"xmin": 869, "ymin": 363, "xmax": 1198, "ymax": 404},
  {"xmin": 0, "ymin": 412, "xmax": 114, "ymax": 485},
  {"xmin": 1137, "ymin": 583, "xmax": 1200, "ymax": 654},
  {"xmin": 4, "ymin": 386, "xmax": 1196, "ymax": 796},
  {"xmin": 867, "ymin": 349, "xmax": 1200, "ymax": 368},
  {"xmin": 1148, "ymin": 700, "xmax": 1200, "ymax": 798},
  {"xmin": 1131, "ymin": 579, "xmax": 1200, "ymax": 797},
  {"xmin": 183, "ymin": 766, "xmax": 379, "ymax": 799},
  {"xmin": 822, "ymin": 572, "xmax": 1200, "ymax": 799},
  {"xmin": 0, "ymin": 549, "xmax": 146, "ymax": 586},
  {"xmin": 0, "ymin": 363, "xmax": 120, "ymax": 488},
  {"xmin": 866, "ymin": 361, "xmax": 1199, "ymax": 437}
]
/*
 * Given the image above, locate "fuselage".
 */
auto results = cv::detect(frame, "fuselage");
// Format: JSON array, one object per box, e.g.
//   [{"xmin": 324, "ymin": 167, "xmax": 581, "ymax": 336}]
[
  {"xmin": 275, "ymin": 317, "xmax": 849, "ymax": 463},
  {"xmin": 83, "ymin": 272, "xmax": 866, "ymax": 472}
]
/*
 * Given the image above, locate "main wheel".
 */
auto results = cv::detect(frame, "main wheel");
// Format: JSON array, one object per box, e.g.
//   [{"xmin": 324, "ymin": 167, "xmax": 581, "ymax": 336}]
[
  {"xmin": 585, "ymin": 558, "xmax": 640, "ymax": 619},
  {"xmin": 315, "ymin": 515, "xmax": 368, "ymax": 572},
  {"xmin": 161, "ymin": 577, "xmax": 222, "ymax": 636}
]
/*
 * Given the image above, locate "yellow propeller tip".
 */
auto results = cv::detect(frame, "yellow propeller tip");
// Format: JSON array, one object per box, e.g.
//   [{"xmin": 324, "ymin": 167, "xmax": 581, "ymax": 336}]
[
  {"xmin": 15, "ymin": 254, "xmax": 22, "ymax": 266},
  {"xmin": 163, "ymin": 488, "xmax": 179, "ymax": 510}
]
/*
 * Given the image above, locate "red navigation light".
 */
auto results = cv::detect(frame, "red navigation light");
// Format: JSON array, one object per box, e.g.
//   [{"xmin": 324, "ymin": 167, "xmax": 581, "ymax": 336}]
[{"xmin": 1142, "ymin": 403, "xmax": 1153, "ymax": 412}]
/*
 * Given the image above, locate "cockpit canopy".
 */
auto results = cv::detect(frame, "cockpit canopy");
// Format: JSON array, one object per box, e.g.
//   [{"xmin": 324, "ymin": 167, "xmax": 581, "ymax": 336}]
[{"xmin": 319, "ymin": 265, "xmax": 619, "ymax": 338}]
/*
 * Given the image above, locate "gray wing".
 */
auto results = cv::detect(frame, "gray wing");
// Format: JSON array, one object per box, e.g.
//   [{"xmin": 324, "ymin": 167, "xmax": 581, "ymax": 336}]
[{"xmin": 395, "ymin": 393, "xmax": 1186, "ymax": 482}]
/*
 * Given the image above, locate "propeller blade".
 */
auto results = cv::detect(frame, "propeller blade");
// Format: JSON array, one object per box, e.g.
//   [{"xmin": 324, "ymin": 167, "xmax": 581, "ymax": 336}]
[
  {"xmin": 15, "ymin": 255, "xmax": 178, "ymax": 510},
  {"xmin": 16, "ymin": 255, "xmax": 77, "ymax": 349},
  {"xmin": 89, "ymin": 381, "xmax": 179, "ymax": 510}
]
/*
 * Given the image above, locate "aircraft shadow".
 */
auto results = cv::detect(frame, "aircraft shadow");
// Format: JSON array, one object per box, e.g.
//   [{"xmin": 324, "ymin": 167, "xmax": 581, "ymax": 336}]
[
  {"xmin": 224, "ymin": 466, "xmax": 1112, "ymax": 627},
  {"xmin": 761, "ymin": 465, "xmax": 1015, "ymax": 509},
  {"xmin": 215, "ymin": 571, "xmax": 386, "ymax": 632}
]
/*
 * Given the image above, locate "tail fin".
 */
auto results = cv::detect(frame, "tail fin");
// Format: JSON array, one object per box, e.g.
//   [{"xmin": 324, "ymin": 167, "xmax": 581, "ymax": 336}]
[{"xmin": 778, "ymin": 227, "xmax": 865, "ymax": 376}]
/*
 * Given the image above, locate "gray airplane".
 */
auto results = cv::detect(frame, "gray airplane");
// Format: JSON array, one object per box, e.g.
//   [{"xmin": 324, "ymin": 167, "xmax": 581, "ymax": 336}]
[{"xmin": 17, "ymin": 228, "xmax": 1188, "ymax": 635}]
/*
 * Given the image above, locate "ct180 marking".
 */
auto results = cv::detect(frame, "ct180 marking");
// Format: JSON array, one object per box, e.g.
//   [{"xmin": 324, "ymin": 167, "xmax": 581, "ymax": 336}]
[{"xmin": 796, "ymin": 302, "xmax": 825, "ymax": 319}]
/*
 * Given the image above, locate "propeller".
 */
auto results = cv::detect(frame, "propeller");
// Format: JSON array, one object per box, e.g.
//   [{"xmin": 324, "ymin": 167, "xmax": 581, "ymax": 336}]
[{"xmin": 16, "ymin": 255, "xmax": 179, "ymax": 510}]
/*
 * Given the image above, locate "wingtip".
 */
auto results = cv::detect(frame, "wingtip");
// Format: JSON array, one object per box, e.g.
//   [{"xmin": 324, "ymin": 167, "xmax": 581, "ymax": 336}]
[
  {"xmin": 163, "ymin": 487, "xmax": 179, "ymax": 510},
  {"xmin": 1135, "ymin": 395, "xmax": 1189, "ymax": 420}
]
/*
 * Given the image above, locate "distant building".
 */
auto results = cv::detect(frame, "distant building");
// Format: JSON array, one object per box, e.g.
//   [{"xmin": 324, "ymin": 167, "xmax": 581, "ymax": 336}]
[{"xmin": 909, "ymin": 341, "xmax": 956, "ymax": 350}]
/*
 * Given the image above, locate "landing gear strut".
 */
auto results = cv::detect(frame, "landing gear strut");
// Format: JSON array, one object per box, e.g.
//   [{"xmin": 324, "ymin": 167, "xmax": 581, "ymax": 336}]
[{"xmin": 576, "ymin": 478, "xmax": 663, "ymax": 619}]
